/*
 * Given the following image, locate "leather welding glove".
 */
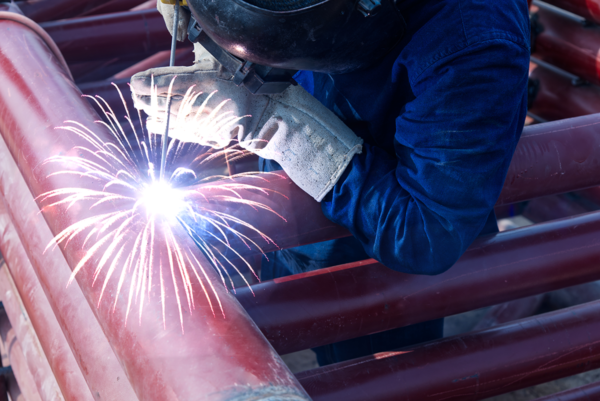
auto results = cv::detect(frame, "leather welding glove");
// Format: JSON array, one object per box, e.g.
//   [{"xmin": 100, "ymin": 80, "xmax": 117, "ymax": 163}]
[
  {"xmin": 156, "ymin": 0, "xmax": 190, "ymax": 42},
  {"xmin": 130, "ymin": 47, "xmax": 363, "ymax": 202}
]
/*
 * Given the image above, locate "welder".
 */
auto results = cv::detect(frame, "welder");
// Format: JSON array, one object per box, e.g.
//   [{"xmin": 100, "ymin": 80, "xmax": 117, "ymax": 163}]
[{"xmin": 131, "ymin": 0, "xmax": 530, "ymax": 366}]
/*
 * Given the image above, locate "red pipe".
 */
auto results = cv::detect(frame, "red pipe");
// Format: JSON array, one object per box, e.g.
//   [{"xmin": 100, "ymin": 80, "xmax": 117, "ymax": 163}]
[
  {"xmin": 78, "ymin": 0, "xmax": 149, "ymax": 17},
  {"xmin": 236, "ymin": 210, "xmax": 600, "ymax": 353},
  {"xmin": 498, "ymin": 113, "xmax": 600, "ymax": 205},
  {"xmin": 40, "ymin": 10, "xmax": 187, "ymax": 64},
  {"xmin": 529, "ymin": 63, "xmax": 600, "ymax": 121},
  {"xmin": 543, "ymin": 0, "xmax": 600, "ymax": 23},
  {"xmin": 0, "ymin": 264, "xmax": 63, "ymax": 401},
  {"xmin": 15, "ymin": 0, "xmax": 111, "ymax": 23},
  {"xmin": 533, "ymin": 380, "xmax": 600, "ymax": 400},
  {"xmin": 112, "ymin": 47, "xmax": 194, "ymax": 79},
  {"xmin": 297, "ymin": 300, "xmax": 600, "ymax": 401},
  {"xmin": 0, "ymin": 200, "xmax": 94, "ymax": 401},
  {"xmin": 132, "ymin": 1, "xmax": 156, "ymax": 11},
  {"xmin": 0, "ymin": 128, "xmax": 138, "ymax": 400},
  {"xmin": 533, "ymin": 7, "xmax": 600, "ymax": 86},
  {"xmin": 0, "ymin": 13, "xmax": 308, "ymax": 401}
]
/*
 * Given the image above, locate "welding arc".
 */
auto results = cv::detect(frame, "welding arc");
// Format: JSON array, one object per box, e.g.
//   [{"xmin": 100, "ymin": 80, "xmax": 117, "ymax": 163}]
[{"xmin": 160, "ymin": 0, "xmax": 180, "ymax": 180}]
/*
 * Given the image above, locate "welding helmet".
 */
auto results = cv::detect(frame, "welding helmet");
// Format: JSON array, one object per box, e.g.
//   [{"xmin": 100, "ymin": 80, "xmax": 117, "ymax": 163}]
[{"xmin": 185, "ymin": 0, "xmax": 406, "ymax": 75}]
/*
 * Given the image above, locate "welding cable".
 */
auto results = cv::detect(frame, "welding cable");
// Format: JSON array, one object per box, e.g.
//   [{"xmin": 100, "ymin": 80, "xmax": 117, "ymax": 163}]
[{"xmin": 0, "ymin": 11, "xmax": 73, "ymax": 81}]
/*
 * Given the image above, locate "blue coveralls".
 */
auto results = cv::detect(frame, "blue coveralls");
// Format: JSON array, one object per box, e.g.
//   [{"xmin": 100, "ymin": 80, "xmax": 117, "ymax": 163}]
[{"xmin": 261, "ymin": 0, "xmax": 531, "ymax": 366}]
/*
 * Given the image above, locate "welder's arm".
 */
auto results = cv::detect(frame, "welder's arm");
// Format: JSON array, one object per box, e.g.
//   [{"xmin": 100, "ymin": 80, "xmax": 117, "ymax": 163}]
[
  {"xmin": 130, "ymin": 53, "xmax": 363, "ymax": 201},
  {"xmin": 322, "ymin": 40, "xmax": 530, "ymax": 275}
]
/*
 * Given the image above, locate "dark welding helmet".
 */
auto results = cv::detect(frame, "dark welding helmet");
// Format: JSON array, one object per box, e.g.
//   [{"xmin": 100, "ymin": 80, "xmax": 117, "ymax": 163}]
[{"xmin": 185, "ymin": 0, "xmax": 406, "ymax": 93}]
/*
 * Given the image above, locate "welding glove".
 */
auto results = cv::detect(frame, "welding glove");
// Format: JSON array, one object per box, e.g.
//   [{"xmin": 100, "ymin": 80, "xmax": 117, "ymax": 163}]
[
  {"xmin": 130, "ymin": 47, "xmax": 363, "ymax": 201},
  {"xmin": 156, "ymin": 0, "xmax": 190, "ymax": 42}
]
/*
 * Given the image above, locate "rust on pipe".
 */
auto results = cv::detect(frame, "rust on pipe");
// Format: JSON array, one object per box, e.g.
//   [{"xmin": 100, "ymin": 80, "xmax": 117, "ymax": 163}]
[
  {"xmin": 0, "ymin": 263, "xmax": 64, "ymax": 401},
  {"xmin": 533, "ymin": 380, "xmax": 600, "ymax": 400},
  {"xmin": 0, "ymin": 310, "xmax": 43, "ymax": 401},
  {"xmin": 0, "ymin": 200, "xmax": 94, "ymax": 401},
  {"xmin": 0, "ymin": 14, "xmax": 308, "ymax": 401},
  {"xmin": 529, "ymin": 63, "xmax": 600, "ymax": 121},
  {"xmin": 297, "ymin": 300, "xmax": 600, "ymax": 401},
  {"xmin": 236, "ymin": 209, "xmax": 600, "ymax": 354},
  {"xmin": 533, "ymin": 7, "xmax": 600, "ymax": 86},
  {"xmin": 40, "ymin": 10, "xmax": 188, "ymax": 64},
  {"xmin": 543, "ymin": 0, "xmax": 600, "ymax": 23}
]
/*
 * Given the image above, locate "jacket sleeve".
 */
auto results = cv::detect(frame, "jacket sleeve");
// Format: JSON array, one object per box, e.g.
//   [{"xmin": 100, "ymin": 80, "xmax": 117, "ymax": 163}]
[{"xmin": 321, "ymin": 39, "xmax": 530, "ymax": 275}]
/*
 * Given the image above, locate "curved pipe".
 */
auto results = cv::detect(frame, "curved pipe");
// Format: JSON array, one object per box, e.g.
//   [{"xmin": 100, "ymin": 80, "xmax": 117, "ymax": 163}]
[{"xmin": 0, "ymin": 12, "xmax": 71, "ymax": 80}]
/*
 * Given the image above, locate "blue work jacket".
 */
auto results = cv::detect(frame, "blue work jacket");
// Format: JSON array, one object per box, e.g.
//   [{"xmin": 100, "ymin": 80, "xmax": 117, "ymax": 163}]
[{"xmin": 262, "ymin": 0, "xmax": 530, "ymax": 279}]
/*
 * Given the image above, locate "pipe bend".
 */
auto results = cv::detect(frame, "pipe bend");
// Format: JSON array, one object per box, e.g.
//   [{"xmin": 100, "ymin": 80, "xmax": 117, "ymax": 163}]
[{"xmin": 0, "ymin": 11, "xmax": 72, "ymax": 80}]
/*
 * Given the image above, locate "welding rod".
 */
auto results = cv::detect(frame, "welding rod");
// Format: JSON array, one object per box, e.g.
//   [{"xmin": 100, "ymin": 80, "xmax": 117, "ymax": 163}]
[{"xmin": 160, "ymin": 0, "xmax": 180, "ymax": 180}]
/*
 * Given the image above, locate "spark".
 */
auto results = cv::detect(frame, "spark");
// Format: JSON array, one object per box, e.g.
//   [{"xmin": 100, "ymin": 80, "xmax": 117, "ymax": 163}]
[{"xmin": 38, "ymin": 80, "xmax": 286, "ymax": 332}]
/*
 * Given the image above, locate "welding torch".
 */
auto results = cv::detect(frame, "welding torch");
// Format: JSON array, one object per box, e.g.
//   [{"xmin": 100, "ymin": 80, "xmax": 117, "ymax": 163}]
[{"xmin": 159, "ymin": 0, "xmax": 188, "ymax": 181}]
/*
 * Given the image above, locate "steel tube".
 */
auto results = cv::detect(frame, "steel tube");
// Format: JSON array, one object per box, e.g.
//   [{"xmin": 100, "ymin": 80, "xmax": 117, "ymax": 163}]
[
  {"xmin": 41, "ymin": 10, "xmax": 186, "ymax": 64},
  {"xmin": 78, "ymin": 0, "xmax": 149, "ymax": 16},
  {"xmin": 529, "ymin": 64, "xmax": 600, "ymax": 121},
  {"xmin": 498, "ymin": 113, "xmax": 600, "ymax": 205},
  {"xmin": 0, "ymin": 263, "xmax": 63, "ymax": 401},
  {"xmin": 236, "ymin": 209, "xmax": 600, "ymax": 354},
  {"xmin": 543, "ymin": 0, "xmax": 600, "ymax": 23},
  {"xmin": 0, "ymin": 200, "xmax": 94, "ymax": 401},
  {"xmin": 533, "ymin": 7, "xmax": 600, "ymax": 86},
  {"xmin": 16, "ymin": 0, "xmax": 111, "ymax": 23},
  {"xmin": 0, "ymin": 115, "xmax": 138, "ymax": 400},
  {"xmin": 297, "ymin": 300, "xmax": 600, "ymax": 401},
  {"xmin": 0, "ymin": 15, "xmax": 308, "ymax": 401},
  {"xmin": 533, "ymin": 380, "xmax": 600, "ymax": 400}
]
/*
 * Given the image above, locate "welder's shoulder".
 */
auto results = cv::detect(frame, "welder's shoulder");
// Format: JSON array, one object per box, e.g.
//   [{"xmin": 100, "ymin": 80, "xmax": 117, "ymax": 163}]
[
  {"xmin": 457, "ymin": 0, "xmax": 530, "ymax": 50},
  {"xmin": 403, "ymin": 0, "xmax": 530, "ymax": 82}
]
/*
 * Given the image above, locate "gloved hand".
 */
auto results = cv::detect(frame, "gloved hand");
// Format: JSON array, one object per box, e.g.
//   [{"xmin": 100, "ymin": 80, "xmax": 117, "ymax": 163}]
[
  {"xmin": 156, "ymin": 0, "xmax": 190, "ymax": 42},
  {"xmin": 130, "ymin": 49, "xmax": 363, "ymax": 202}
]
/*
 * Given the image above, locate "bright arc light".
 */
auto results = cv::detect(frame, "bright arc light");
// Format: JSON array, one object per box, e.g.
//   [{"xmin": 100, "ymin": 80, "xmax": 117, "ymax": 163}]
[{"xmin": 139, "ymin": 181, "xmax": 186, "ymax": 220}]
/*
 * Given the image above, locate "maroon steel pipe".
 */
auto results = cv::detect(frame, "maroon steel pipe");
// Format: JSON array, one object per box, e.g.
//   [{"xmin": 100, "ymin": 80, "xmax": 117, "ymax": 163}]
[
  {"xmin": 297, "ymin": 300, "xmax": 600, "ymax": 401},
  {"xmin": 533, "ymin": 7, "xmax": 600, "ymax": 86},
  {"xmin": 132, "ymin": 1, "xmax": 156, "ymax": 11},
  {"xmin": 40, "ymin": 10, "xmax": 187, "ymax": 64},
  {"xmin": 498, "ymin": 113, "xmax": 600, "ymax": 205},
  {"xmin": 529, "ymin": 64, "xmax": 600, "ymax": 121},
  {"xmin": 0, "ymin": 14, "xmax": 308, "ymax": 401},
  {"xmin": 78, "ymin": 0, "xmax": 149, "ymax": 17},
  {"xmin": 0, "ymin": 200, "xmax": 94, "ymax": 401},
  {"xmin": 15, "ymin": 0, "xmax": 111, "ymax": 23},
  {"xmin": 237, "ymin": 209, "xmax": 600, "ymax": 354},
  {"xmin": 543, "ymin": 0, "xmax": 600, "ymax": 23},
  {"xmin": 534, "ymin": 380, "xmax": 600, "ymax": 400},
  {"xmin": 0, "ymin": 263, "xmax": 63, "ymax": 401},
  {"xmin": 112, "ymin": 47, "xmax": 194, "ymax": 79},
  {"xmin": 0, "ymin": 122, "xmax": 138, "ymax": 399}
]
